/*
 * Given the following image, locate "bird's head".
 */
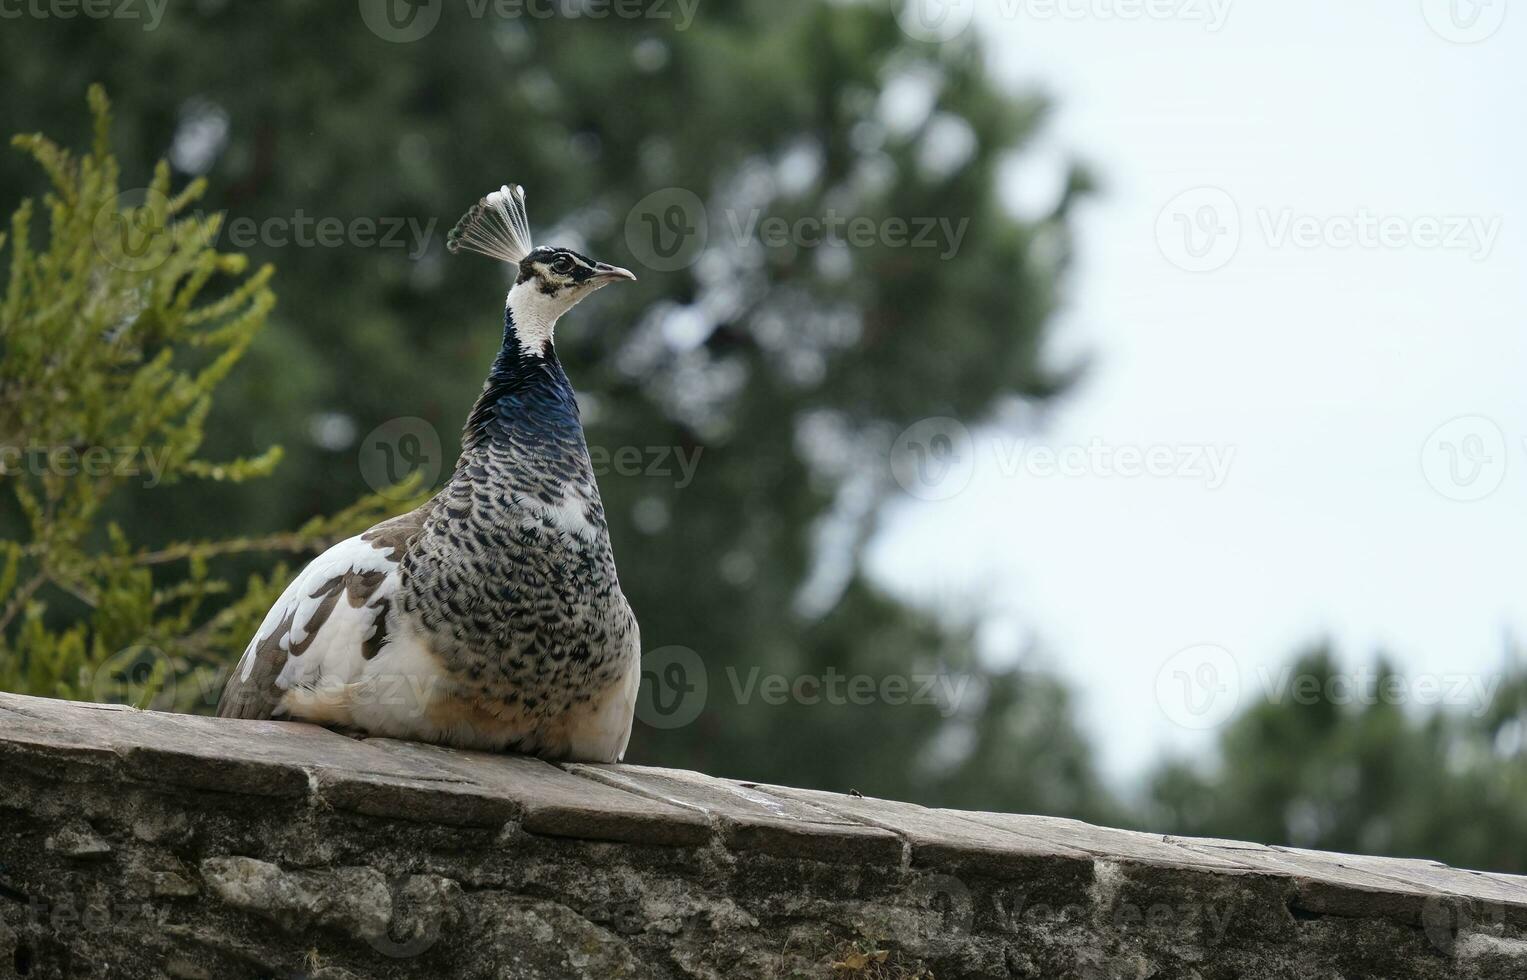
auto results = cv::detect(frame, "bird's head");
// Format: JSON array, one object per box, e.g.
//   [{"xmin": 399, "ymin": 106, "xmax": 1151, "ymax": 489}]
[
  {"xmin": 516, "ymin": 245, "xmax": 637, "ymax": 305},
  {"xmin": 447, "ymin": 184, "xmax": 636, "ymax": 356}
]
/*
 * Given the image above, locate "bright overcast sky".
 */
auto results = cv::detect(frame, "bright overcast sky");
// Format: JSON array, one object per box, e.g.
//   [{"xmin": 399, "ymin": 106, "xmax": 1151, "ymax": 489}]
[{"xmin": 869, "ymin": 0, "xmax": 1526, "ymax": 786}]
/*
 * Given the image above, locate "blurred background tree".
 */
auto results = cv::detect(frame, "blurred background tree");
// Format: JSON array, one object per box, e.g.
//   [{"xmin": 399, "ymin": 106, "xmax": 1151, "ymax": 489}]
[
  {"xmin": 0, "ymin": 0, "xmax": 1521, "ymax": 869},
  {"xmin": 1147, "ymin": 646, "xmax": 1527, "ymax": 874}
]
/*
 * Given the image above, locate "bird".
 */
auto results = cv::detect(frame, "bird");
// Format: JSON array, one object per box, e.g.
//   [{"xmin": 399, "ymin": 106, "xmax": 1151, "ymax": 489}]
[{"xmin": 217, "ymin": 184, "xmax": 643, "ymax": 763}]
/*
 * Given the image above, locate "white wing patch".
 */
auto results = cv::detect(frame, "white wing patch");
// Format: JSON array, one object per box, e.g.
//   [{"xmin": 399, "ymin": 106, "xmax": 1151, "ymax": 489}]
[
  {"xmin": 234, "ymin": 534, "xmax": 396, "ymax": 689},
  {"xmin": 513, "ymin": 487, "xmax": 599, "ymax": 543}
]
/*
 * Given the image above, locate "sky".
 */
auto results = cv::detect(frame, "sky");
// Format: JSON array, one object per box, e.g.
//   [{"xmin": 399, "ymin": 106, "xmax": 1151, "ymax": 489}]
[{"xmin": 869, "ymin": 0, "xmax": 1527, "ymax": 785}]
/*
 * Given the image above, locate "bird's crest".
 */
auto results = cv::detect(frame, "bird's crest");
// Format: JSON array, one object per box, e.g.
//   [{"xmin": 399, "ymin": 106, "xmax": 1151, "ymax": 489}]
[{"xmin": 447, "ymin": 183, "xmax": 535, "ymax": 265}]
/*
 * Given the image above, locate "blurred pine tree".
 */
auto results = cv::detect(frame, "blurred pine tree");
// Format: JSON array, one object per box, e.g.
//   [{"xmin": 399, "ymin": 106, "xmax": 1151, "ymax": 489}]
[{"xmin": 1146, "ymin": 647, "xmax": 1527, "ymax": 873}]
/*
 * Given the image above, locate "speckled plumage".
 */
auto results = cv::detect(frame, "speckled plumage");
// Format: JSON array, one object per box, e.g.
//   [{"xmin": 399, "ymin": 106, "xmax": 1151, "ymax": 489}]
[
  {"xmin": 217, "ymin": 190, "xmax": 642, "ymax": 762},
  {"xmin": 400, "ymin": 339, "xmax": 638, "ymax": 749}
]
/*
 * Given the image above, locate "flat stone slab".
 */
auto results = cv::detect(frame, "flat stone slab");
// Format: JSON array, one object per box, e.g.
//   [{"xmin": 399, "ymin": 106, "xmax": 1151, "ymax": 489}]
[
  {"xmin": 363, "ymin": 741, "xmax": 711, "ymax": 847},
  {"xmin": 566, "ymin": 763, "xmax": 903, "ymax": 863},
  {"xmin": 947, "ymin": 810, "xmax": 1268, "ymax": 873},
  {"xmin": 0, "ymin": 694, "xmax": 709, "ymax": 846},
  {"xmin": 743, "ymin": 782, "xmax": 1096, "ymax": 880}
]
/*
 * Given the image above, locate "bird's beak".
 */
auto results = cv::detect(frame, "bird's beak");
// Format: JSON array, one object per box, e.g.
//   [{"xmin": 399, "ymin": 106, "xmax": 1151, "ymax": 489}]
[{"xmin": 592, "ymin": 262, "xmax": 638, "ymax": 283}]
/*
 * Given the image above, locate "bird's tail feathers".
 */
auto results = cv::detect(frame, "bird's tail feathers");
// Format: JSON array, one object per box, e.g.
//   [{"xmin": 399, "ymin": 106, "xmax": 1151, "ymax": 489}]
[{"xmin": 447, "ymin": 183, "xmax": 534, "ymax": 265}]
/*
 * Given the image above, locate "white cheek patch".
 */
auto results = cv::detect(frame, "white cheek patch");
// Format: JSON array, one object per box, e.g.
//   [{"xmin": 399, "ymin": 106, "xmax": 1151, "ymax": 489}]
[{"xmin": 506, "ymin": 278, "xmax": 577, "ymax": 356}]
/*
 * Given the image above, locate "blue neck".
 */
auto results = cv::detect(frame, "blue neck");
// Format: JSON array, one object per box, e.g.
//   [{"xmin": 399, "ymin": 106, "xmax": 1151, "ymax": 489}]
[{"xmin": 461, "ymin": 307, "xmax": 582, "ymax": 451}]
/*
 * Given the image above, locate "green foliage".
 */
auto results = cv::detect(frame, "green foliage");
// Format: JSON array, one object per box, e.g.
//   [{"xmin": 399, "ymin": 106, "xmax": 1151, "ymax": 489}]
[
  {"xmin": 1146, "ymin": 647, "xmax": 1527, "ymax": 873},
  {"xmin": 0, "ymin": 87, "xmax": 425, "ymax": 710}
]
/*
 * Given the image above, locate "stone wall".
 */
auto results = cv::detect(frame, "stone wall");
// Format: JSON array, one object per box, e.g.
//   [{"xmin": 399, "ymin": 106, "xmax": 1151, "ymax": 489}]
[{"xmin": 0, "ymin": 692, "xmax": 1524, "ymax": 979}]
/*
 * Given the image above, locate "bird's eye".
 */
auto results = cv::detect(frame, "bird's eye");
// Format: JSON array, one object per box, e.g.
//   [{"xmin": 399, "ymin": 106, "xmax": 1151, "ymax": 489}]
[{"xmin": 551, "ymin": 256, "xmax": 575, "ymax": 275}]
